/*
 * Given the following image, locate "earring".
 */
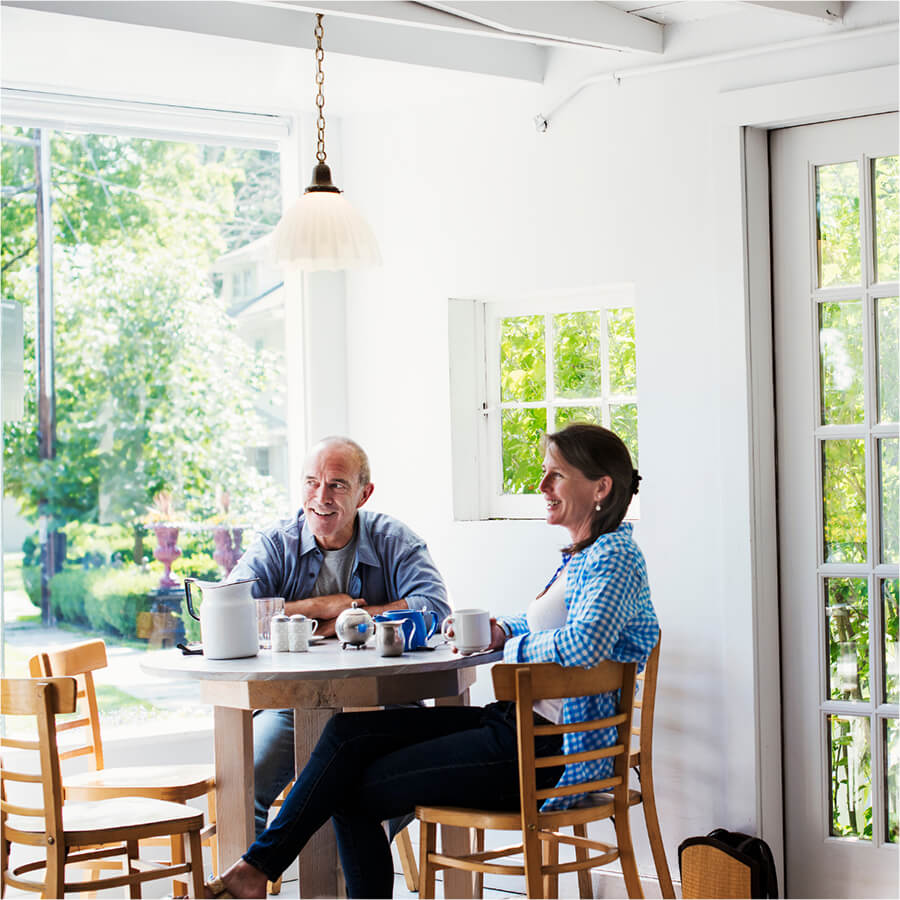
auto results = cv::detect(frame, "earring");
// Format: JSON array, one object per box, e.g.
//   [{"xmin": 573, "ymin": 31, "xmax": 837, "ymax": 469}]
[{"xmin": 595, "ymin": 502, "xmax": 602, "ymax": 512}]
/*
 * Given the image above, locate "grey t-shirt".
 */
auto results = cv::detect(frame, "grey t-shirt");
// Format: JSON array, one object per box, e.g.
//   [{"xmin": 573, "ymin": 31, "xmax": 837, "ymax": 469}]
[{"xmin": 311, "ymin": 535, "xmax": 358, "ymax": 597}]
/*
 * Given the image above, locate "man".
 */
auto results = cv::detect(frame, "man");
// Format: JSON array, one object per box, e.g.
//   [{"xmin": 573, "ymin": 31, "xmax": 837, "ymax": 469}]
[{"xmin": 230, "ymin": 436, "xmax": 450, "ymax": 837}]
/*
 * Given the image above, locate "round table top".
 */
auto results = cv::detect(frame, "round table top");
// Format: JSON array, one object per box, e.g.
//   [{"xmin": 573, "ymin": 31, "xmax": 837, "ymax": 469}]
[{"xmin": 141, "ymin": 638, "xmax": 503, "ymax": 683}]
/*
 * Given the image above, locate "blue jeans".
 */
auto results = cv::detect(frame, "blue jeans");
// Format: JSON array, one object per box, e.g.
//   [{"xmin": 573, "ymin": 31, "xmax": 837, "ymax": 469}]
[
  {"xmin": 253, "ymin": 708, "xmax": 415, "ymax": 841},
  {"xmin": 243, "ymin": 703, "xmax": 564, "ymax": 898}
]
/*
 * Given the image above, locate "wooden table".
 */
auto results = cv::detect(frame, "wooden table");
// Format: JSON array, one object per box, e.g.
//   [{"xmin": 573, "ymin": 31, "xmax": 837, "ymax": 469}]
[{"xmin": 141, "ymin": 641, "xmax": 502, "ymax": 898}]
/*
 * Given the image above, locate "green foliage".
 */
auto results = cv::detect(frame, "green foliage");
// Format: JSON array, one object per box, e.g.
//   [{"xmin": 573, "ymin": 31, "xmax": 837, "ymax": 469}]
[
  {"xmin": 48, "ymin": 567, "xmax": 99, "ymax": 625},
  {"xmin": 822, "ymin": 439, "xmax": 867, "ymax": 563},
  {"xmin": 1, "ymin": 127, "xmax": 287, "ymax": 539},
  {"xmin": 554, "ymin": 312, "xmax": 601, "ymax": 398},
  {"xmin": 85, "ymin": 567, "xmax": 159, "ymax": 638},
  {"xmin": 817, "ymin": 161, "xmax": 861, "ymax": 287},
  {"xmin": 819, "ymin": 300, "xmax": 864, "ymax": 424},
  {"xmin": 500, "ymin": 315, "xmax": 545, "ymax": 403},
  {"xmin": 874, "ymin": 155, "xmax": 899, "ymax": 282},
  {"xmin": 22, "ymin": 564, "xmax": 40, "ymax": 607},
  {"xmin": 501, "ymin": 407, "xmax": 546, "ymax": 494},
  {"xmin": 499, "ymin": 305, "xmax": 639, "ymax": 496},
  {"xmin": 877, "ymin": 297, "xmax": 898, "ymax": 424}
]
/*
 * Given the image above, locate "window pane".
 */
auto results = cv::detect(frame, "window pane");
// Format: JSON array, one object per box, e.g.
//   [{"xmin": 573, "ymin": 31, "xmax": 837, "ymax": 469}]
[
  {"xmin": 608, "ymin": 308, "xmax": 637, "ymax": 394},
  {"xmin": 610, "ymin": 403, "xmax": 639, "ymax": 467},
  {"xmin": 873, "ymin": 156, "xmax": 899, "ymax": 283},
  {"xmin": 829, "ymin": 714, "xmax": 872, "ymax": 839},
  {"xmin": 877, "ymin": 297, "xmax": 899, "ymax": 424},
  {"xmin": 555, "ymin": 406, "xmax": 601, "ymax": 430},
  {"xmin": 501, "ymin": 407, "xmax": 546, "ymax": 494},
  {"xmin": 819, "ymin": 300, "xmax": 864, "ymax": 424},
  {"xmin": 825, "ymin": 577, "xmax": 869, "ymax": 701},
  {"xmin": 500, "ymin": 315, "xmax": 545, "ymax": 403},
  {"xmin": 886, "ymin": 718, "xmax": 899, "ymax": 843},
  {"xmin": 553, "ymin": 311, "xmax": 601, "ymax": 399},
  {"xmin": 880, "ymin": 438, "xmax": 899, "ymax": 563},
  {"xmin": 885, "ymin": 579, "xmax": 899, "ymax": 705},
  {"xmin": 816, "ymin": 162, "xmax": 861, "ymax": 288},
  {"xmin": 822, "ymin": 439, "xmax": 867, "ymax": 563}
]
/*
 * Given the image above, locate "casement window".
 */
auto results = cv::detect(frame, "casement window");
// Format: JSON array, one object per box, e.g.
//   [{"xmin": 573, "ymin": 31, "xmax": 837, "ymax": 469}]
[{"xmin": 449, "ymin": 287, "xmax": 639, "ymax": 520}]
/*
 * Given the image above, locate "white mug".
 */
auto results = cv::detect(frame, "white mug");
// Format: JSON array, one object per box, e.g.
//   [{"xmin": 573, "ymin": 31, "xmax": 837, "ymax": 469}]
[{"xmin": 441, "ymin": 608, "xmax": 491, "ymax": 654}]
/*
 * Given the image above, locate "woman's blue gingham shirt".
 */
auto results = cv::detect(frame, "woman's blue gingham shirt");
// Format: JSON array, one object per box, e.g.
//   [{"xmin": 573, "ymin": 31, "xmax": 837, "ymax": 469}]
[{"xmin": 498, "ymin": 522, "xmax": 658, "ymax": 811}]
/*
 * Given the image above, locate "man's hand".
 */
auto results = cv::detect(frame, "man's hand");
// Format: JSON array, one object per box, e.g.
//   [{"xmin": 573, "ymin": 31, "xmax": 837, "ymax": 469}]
[{"xmin": 286, "ymin": 594, "xmax": 363, "ymax": 621}]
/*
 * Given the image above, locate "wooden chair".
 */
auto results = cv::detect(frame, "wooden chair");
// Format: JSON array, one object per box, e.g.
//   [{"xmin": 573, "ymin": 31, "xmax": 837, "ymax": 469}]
[
  {"xmin": 1, "ymin": 676, "xmax": 206, "ymax": 898},
  {"xmin": 28, "ymin": 639, "xmax": 217, "ymax": 894},
  {"xmin": 416, "ymin": 660, "xmax": 642, "ymax": 899},
  {"xmin": 468, "ymin": 637, "xmax": 673, "ymax": 899}
]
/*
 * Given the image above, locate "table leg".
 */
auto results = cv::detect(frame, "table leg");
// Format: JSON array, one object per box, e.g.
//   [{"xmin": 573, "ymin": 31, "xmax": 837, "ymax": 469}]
[
  {"xmin": 214, "ymin": 706, "xmax": 254, "ymax": 871},
  {"xmin": 294, "ymin": 707, "xmax": 340, "ymax": 899},
  {"xmin": 435, "ymin": 690, "xmax": 475, "ymax": 899}
]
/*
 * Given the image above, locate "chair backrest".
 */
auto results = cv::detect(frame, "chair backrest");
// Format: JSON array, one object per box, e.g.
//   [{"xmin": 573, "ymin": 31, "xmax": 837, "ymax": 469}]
[
  {"xmin": 1, "ymin": 677, "xmax": 78, "ymax": 861},
  {"xmin": 633, "ymin": 633, "xmax": 662, "ymax": 768},
  {"xmin": 491, "ymin": 660, "xmax": 638, "ymax": 825},
  {"xmin": 28, "ymin": 638, "xmax": 109, "ymax": 770}
]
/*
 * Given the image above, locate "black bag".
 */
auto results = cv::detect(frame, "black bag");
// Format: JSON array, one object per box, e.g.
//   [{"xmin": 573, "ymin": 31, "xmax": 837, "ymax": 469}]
[{"xmin": 678, "ymin": 828, "xmax": 778, "ymax": 898}]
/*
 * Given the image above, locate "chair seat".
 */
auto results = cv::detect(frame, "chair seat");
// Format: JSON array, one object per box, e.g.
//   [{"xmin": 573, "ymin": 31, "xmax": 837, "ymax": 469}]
[
  {"xmin": 63, "ymin": 763, "xmax": 215, "ymax": 802},
  {"xmin": 417, "ymin": 796, "xmax": 616, "ymax": 831},
  {"xmin": 7, "ymin": 796, "xmax": 204, "ymax": 844}
]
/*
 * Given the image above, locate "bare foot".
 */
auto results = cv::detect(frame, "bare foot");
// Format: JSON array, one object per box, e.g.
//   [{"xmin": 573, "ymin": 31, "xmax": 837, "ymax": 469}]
[{"xmin": 205, "ymin": 858, "xmax": 268, "ymax": 898}]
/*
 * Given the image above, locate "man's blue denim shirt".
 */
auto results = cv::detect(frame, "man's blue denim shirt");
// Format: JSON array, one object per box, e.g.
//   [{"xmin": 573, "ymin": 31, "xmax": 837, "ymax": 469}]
[{"xmin": 230, "ymin": 508, "xmax": 450, "ymax": 621}]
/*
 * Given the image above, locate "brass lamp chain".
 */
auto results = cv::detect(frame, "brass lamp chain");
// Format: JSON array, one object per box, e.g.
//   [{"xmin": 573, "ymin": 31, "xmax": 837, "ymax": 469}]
[{"xmin": 314, "ymin": 13, "xmax": 327, "ymax": 164}]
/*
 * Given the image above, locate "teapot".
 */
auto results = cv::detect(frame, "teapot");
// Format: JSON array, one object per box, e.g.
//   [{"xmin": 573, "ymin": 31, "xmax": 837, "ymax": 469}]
[
  {"xmin": 184, "ymin": 577, "xmax": 259, "ymax": 660},
  {"xmin": 335, "ymin": 602, "xmax": 374, "ymax": 650}
]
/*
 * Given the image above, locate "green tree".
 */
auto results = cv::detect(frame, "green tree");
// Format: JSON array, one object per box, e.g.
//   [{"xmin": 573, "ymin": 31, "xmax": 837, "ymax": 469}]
[{"xmin": 1, "ymin": 127, "xmax": 285, "ymax": 532}]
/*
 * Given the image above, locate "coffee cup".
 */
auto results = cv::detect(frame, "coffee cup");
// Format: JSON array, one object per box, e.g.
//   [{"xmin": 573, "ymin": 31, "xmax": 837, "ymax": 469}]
[
  {"xmin": 383, "ymin": 608, "xmax": 438, "ymax": 650},
  {"xmin": 256, "ymin": 597, "xmax": 285, "ymax": 649},
  {"xmin": 441, "ymin": 608, "xmax": 491, "ymax": 654}
]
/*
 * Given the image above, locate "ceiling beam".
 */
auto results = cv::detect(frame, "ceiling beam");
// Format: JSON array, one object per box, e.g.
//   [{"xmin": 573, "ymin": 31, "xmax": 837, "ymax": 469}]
[
  {"xmin": 422, "ymin": 1, "xmax": 664, "ymax": 53},
  {"xmin": 740, "ymin": 1, "xmax": 844, "ymax": 24},
  {"xmin": 4, "ymin": 0, "xmax": 546, "ymax": 82}
]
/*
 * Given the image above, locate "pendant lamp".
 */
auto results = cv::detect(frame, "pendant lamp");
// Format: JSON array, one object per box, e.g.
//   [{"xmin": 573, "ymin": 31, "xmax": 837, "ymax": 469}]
[{"xmin": 273, "ymin": 13, "xmax": 381, "ymax": 272}]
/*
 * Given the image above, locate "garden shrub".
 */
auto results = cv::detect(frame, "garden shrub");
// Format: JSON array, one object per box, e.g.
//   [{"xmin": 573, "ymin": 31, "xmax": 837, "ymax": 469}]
[
  {"xmin": 23, "ymin": 564, "xmax": 41, "ymax": 608},
  {"xmin": 48, "ymin": 567, "xmax": 100, "ymax": 625},
  {"xmin": 86, "ymin": 567, "xmax": 159, "ymax": 637}
]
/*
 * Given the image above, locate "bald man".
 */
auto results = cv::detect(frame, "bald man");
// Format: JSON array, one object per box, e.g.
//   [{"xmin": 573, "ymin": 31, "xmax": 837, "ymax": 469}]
[{"xmin": 229, "ymin": 436, "xmax": 450, "ymax": 837}]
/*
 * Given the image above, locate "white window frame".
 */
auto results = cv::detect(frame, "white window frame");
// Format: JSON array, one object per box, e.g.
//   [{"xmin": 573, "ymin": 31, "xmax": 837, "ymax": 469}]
[{"xmin": 449, "ymin": 284, "xmax": 637, "ymax": 521}]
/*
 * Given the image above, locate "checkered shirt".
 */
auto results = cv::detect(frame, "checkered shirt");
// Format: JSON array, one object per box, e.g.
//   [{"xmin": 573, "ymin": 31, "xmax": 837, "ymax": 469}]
[{"xmin": 499, "ymin": 522, "xmax": 658, "ymax": 811}]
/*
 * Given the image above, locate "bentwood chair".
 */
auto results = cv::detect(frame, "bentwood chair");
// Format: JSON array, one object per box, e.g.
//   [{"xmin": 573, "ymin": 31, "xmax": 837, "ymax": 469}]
[
  {"xmin": 1, "ymin": 676, "xmax": 206, "ymax": 898},
  {"xmin": 29, "ymin": 639, "xmax": 217, "ymax": 894},
  {"xmin": 416, "ymin": 660, "xmax": 642, "ymax": 899}
]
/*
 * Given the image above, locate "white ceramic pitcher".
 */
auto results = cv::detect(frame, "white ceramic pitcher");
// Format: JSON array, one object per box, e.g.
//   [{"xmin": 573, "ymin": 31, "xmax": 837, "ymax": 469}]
[{"xmin": 184, "ymin": 577, "xmax": 259, "ymax": 660}]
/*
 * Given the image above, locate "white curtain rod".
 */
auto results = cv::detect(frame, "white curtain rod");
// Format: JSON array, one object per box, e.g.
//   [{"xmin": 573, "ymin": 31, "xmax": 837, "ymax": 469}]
[{"xmin": 535, "ymin": 21, "xmax": 898, "ymax": 131}]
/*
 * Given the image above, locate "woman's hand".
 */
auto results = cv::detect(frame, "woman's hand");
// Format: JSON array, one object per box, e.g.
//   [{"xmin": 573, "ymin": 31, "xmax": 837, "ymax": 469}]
[
  {"xmin": 488, "ymin": 618, "xmax": 508, "ymax": 651},
  {"xmin": 446, "ymin": 617, "xmax": 508, "ymax": 654}
]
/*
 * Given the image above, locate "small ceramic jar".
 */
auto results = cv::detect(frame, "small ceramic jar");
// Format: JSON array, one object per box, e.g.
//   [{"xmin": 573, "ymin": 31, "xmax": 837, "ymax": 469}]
[
  {"xmin": 289, "ymin": 614, "xmax": 315, "ymax": 652},
  {"xmin": 270, "ymin": 613, "xmax": 290, "ymax": 652}
]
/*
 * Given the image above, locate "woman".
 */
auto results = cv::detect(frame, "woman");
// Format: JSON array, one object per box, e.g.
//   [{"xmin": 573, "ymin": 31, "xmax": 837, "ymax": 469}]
[{"xmin": 206, "ymin": 424, "xmax": 658, "ymax": 899}]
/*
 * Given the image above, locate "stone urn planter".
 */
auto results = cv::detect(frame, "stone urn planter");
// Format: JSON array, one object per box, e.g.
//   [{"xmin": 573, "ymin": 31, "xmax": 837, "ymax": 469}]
[
  {"xmin": 212, "ymin": 526, "xmax": 244, "ymax": 577},
  {"xmin": 152, "ymin": 525, "xmax": 182, "ymax": 590}
]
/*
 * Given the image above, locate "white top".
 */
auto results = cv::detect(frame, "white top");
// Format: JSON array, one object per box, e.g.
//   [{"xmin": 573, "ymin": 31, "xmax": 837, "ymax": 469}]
[{"xmin": 527, "ymin": 565, "xmax": 568, "ymax": 724}]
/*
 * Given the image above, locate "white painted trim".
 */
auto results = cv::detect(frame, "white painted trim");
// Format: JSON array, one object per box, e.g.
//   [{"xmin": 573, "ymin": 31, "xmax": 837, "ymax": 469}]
[
  {"xmin": 0, "ymin": 86, "xmax": 290, "ymax": 147},
  {"xmin": 719, "ymin": 64, "xmax": 899, "ymax": 891}
]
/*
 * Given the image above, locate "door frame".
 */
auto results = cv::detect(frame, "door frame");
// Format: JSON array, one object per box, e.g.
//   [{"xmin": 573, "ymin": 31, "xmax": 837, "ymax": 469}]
[{"xmin": 718, "ymin": 64, "xmax": 899, "ymax": 887}]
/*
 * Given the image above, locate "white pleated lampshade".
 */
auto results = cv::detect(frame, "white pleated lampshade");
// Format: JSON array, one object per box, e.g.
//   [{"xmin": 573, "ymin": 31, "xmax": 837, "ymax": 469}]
[{"xmin": 273, "ymin": 190, "xmax": 381, "ymax": 272}]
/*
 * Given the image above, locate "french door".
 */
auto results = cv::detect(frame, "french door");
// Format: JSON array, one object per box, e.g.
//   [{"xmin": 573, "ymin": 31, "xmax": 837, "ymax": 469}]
[{"xmin": 771, "ymin": 113, "xmax": 898, "ymax": 897}]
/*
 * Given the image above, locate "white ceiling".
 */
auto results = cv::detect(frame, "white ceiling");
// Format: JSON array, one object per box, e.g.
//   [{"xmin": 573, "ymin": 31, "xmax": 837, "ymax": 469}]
[{"xmin": 1, "ymin": 1, "xmax": 896, "ymax": 120}]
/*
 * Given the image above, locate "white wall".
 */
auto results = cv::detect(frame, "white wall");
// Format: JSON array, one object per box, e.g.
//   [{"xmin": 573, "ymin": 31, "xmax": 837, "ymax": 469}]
[{"xmin": 336, "ymin": 24, "xmax": 899, "ymax": 882}]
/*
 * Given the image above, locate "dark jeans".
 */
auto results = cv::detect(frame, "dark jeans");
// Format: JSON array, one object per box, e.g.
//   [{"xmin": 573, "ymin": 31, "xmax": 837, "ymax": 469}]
[{"xmin": 243, "ymin": 702, "xmax": 564, "ymax": 898}]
